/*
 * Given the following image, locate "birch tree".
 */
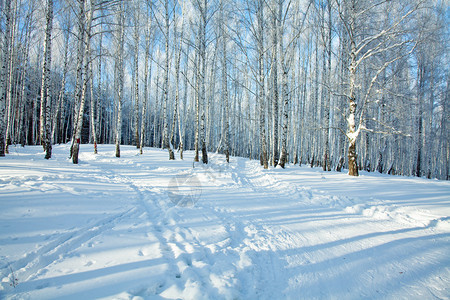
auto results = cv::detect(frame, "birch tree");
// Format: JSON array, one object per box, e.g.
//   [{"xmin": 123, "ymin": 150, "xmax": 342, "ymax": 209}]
[
  {"xmin": 199, "ymin": 0, "xmax": 208, "ymax": 164},
  {"xmin": 18, "ymin": 0, "xmax": 36, "ymax": 147},
  {"xmin": 276, "ymin": 0, "xmax": 309, "ymax": 168},
  {"xmin": 72, "ymin": 0, "xmax": 94, "ymax": 164},
  {"xmin": 161, "ymin": 0, "xmax": 175, "ymax": 160},
  {"xmin": 115, "ymin": 1, "xmax": 125, "ymax": 158},
  {"xmin": 270, "ymin": 0, "xmax": 280, "ymax": 167},
  {"xmin": 258, "ymin": 0, "xmax": 268, "ymax": 169},
  {"xmin": 0, "ymin": 0, "xmax": 12, "ymax": 157},
  {"xmin": 71, "ymin": 0, "xmax": 87, "ymax": 163},
  {"xmin": 40, "ymin": 0, "xmax": 54, "ymax": 159},
  {"xmin": 170, "ymin": 3, "xmax": 185, "ymax": 159},
  {"xmin": 191, "ymin": 0, "xmax": 209, "ymax": 164},
  {"xmin": 1, "ymin": 0, "xmax": 446, "ymax": 180},
  {"xmin": 140, "ymin": 1, "xmax": 153, "ymax": 155},
  {"xmin": 133, "ymin": 0, "xmax": 140, "ymax": 149},
  {"xmin": 277, "ymin": 0, "xmax": 288, "ymax": 169},
  {"xmin": 323, "ymin": 0, "xmax": 332, "ymax": 171},
  {"xmin": 220, "ymin": 0, "xmax": 230, "ymax": 162},
  {"xmin": 89, "ymin": 50, "xmax": 98, "ymax": 154},
  {"xmin": 336, "ymin": 0, "xmax": 420, "ymax": 176},
  {"xmin": 4, "ymin": 0, "xmax": 19, "ymax": 154}
]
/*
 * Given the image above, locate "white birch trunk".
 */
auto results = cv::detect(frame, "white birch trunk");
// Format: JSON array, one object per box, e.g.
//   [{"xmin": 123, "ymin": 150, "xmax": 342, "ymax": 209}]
[
  {"xmin": 220, "ymin": 0, "xmax": 230, "ymax": 163},
  {"xmin": 271, "ymin": 0, "xmax": 279, "ymax": 167},
  {"xmin": 96, "ymin": 30, "xmax": 103, "ymax": 145},
  {"xmin": 415, "ymin": 62, "xmax": 425, "ymax": 177},
  {"xmin": 73, "ymin": 0, "xmax": 93, "ymax": 163},
  {"xmin": 0, "ymin": 0, "xmax": 12, "ymax": 156},
  {"xmin": 170, "ymin": 10, "xmax": 179, "ymax": 159},
  {"xmin": 133, "ymin": 6, "xmax": 140, "ymax": 149},
  {"xmin": 278, "ymin": 0, "xmax": 290, "ymax": 169},
  {"xmin": 162, "ymin": 0, "xmax": 174, "ymax": 160},
  {"xmin": 18, "ymin": 14, "xmax": 32, "ymax": 146},
  {"xmin": 43, "ymin": 0, "xmax": 54, "ymax": 159},
  {"xmin": 140, "ymin": 7, "xmax": 152, "ymax": 155},
  {"xmin": 322, "ymin": 1, "xmax": 332, "ymax": 172},
  {"xmin": 347, "ymin": 34, "xmax": 359, "ymax": 176},
  {"xmin": 258, "ymin": 0, "xmax": 268, "ymax": 169},
  {"xmin": 71, "ymin": 0, "xmax": 86, "ymax": 161},
  {"xmin": 4, "ymin": 0, "xmax": 18, "ymax": 154},
  {"xmin": 89, "ymin": 53, "xmax": 97, "ymax": 154},
  {"xmin": 115, "ymin": 2, "xmax": 125, "ymax": 158},
  {"xmin": 199, "ymin": 0, "xmax": 208, "ymax": 164}
]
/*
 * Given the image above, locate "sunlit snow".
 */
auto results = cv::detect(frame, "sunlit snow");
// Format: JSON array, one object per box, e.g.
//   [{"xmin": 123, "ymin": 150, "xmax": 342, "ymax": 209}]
[{"xmin": 1, "ymin": 144, "xmax": 449, "ymax": 299}]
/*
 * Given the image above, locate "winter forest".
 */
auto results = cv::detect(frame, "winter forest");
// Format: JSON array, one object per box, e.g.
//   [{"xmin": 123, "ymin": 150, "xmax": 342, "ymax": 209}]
[{"xmin": 0, "ymin": 0, "xmax": 448, "ymax": 179}]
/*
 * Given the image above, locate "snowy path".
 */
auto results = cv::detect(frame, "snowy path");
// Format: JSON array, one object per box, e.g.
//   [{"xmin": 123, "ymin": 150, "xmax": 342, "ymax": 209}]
[{"xmin": 0, "ymin": 144, "xmax": 449, "ymax": 299}]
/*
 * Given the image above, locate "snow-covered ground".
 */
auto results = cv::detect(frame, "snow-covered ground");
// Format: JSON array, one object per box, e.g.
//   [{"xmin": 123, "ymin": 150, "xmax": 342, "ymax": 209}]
[{"xmin": 1, "ymin": 144, "xmax": 449, "ymax": 300}]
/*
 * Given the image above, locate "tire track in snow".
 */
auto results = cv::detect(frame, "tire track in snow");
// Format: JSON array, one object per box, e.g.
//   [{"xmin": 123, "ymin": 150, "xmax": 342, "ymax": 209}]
[
  {"xmin": 226, "ymin": 158, "xmax": 342, "ymax": 297},
  {"xmin": 99, "ymin": 162, "xmax": 215, "ymax": 297},
  {"xmin": 128, "ymin": 176, "xmax": 235, "ymax": 298},
  {"xmin": 183, "ymin": 156, "xmax": 308, "ymax": 298},
  {"xmin": 108, "ymin": 158, "xmax": 267, "ymax": 299},
  {"xmin": 4, "ymin": 207, "xmax": 136, "ymax": 285},
  {"xmin": 129, "ymin": 183, "xmax": 182, "ymax": 296},
  {"xmin": 229, "ymin": 161, "xmax": 381, "ymax": 292},
  {"xmin": 92, "ymin": 153, "xmax": 352, "ymax": 299},
  {"xmin": 196, "ymin": 157, "xmax": 301, "ymax": 298},
  {"xmin": 233, "ymin": 161, "xmax": 450, "ymax": 299},
  {"xmin": 60, "ymin": 159, "xmax": 181, "ymax": 297}
]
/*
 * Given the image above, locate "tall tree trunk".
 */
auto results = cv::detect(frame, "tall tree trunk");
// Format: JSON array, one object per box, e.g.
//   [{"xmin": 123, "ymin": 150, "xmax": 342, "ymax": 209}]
[
  {"xmin": 426, "ymin": 68, "xmax": 435, "ymax": 178},
  {"xmin": 177, "ymin": 49, "xmax": 185, "ymax": 160},
  {"xmin": 220, "ymin": 0, "xmax": 230, "ymax": 163},
  {"xmin": 0, "ymin": 0, "xmax": 12, "ymax": 156},
  {"xmin": 346, "ymin": 54, "xmax": 358, "ymax": 175},
  {"xmin": 152, "ymin": 71, "xmax": 160, "ymax": 148},
  {"xmin": 18, "ymin": 14, "xmax": 32, "ymax": 147},
  {"xmin": 193, "ymin": 32, "xmax": 200, "ymax": 162},
  {"xmin": 200, "ymin": 0, "xmax": 208, "ymax": 164},
  {"xmin": 180, "ymin": 44, "xmax": 190, "ymax": 160},
  {"xmin": 73, "ymin": 0, "xmax": 93, "ymax": 164},
  {"xmin": 278, "ymin": 0, "xmax": 291, "ymax": 169},
  {"xmin": 89, "ymin": 53, "xmax": 97, "ymax": 154},
  {"xmin": 162, "ymin": 0, "xmax": 174, "ymax": 160},
  {"xmin": 5, "ymin": 0, "xmax": 18, "ymax": 154},
  {"xmin": 96, "ymin": 24, "xmax": 103, "ymax": 145},
  {"xmin": 442, "ymin": 76, "xmax": 449, "ymax": 180},
  {"xmin": 170, "ymin": 10, "xmax": 182, "ymax": 160},
  {"xmin": 323, "ymin": 0, "xmax": 332, "ymax": 171},
  {"xmin": 346, "ymin": 5, "xmax": 358, "ymax": 176},
  {"xmin": 271, "ymin": 0, "xmax": 279, "ymax": 167},
  {"xmin": 31, "ymin": 50, "xmax": 42, "ymax": 146},
  {"xmin": 279, "ymin": 65, "xmax": 289, "ymax": 168},
  {"xmin": 71, "ymin": 0, "xmax": 86, "ymax": 161},
  {"xmin": 140, "ymin": 7, "xmax": 152, "ymax": 155},
  {"xmin": 415, "ymin": 63, "xmax": 425, "ymax": 177},
  {"xmin": 115, "ymin": 2, "xmax": 125, "ymax": 158},
  {"xmin": 43, "ymin": 0, "xmax": 54, "ymax": 159},
  {"xmin": 133, "ymin": 6, "xmax": 140, "ymax": 149},
  {"xmin": 258, "ymin": 0, "xmax": 268, "ymax": 169}
]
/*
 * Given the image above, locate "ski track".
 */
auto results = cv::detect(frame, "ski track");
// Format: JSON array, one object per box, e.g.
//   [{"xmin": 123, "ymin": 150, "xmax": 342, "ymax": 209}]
[
  {"xmin": 1, "ymin": 144, "xmax": 449, "ymax": 299},
  {"xmin": 10, "ymin": 208, "xmax": 136, "ymax": 283},
  {"xmin": 108, "ymin": 158, "xmax": 263, "ymax": 299}
]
